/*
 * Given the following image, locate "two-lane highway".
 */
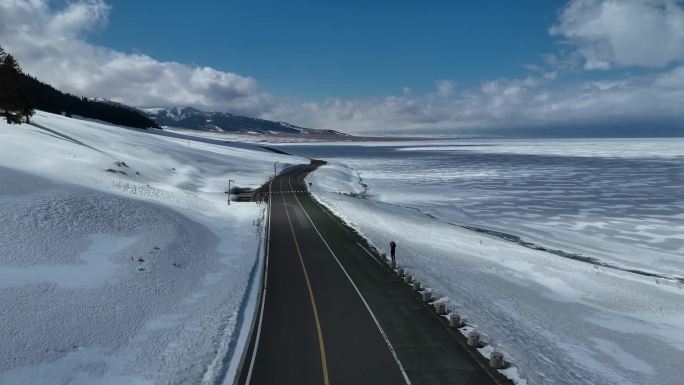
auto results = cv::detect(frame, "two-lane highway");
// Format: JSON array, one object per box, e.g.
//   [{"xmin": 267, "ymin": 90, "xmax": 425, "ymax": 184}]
[
  {"xmin": 237, "ymin": 162, "xmax": 504, "ymax": 385},
  {"xmin": 237, "ymin": 163, "xmax": 409, "ymax": 385}
]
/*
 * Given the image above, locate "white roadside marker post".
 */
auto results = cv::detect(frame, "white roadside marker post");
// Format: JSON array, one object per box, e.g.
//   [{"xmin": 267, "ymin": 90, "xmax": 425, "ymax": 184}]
[
  {"xmin": 434, "ymin": 302, "xmax": 446, "ymax": 315},
  {"xmin": 467, "ymin": 331, "xmax": 480, "ymax": 347},
  {"xmin": 449, "ymin": 313, "xmax": 461, "ymax": 328},
  {"xmin": 490, "ymin": 351, "xmax": 504, "ymax": 369},
  {"xmin": 422, "ymin": 291, "xmax": 432, "ymax": 302},
  {"xmin": 227, "ymin": 179, "xmax": 234, "ymax": 206}
]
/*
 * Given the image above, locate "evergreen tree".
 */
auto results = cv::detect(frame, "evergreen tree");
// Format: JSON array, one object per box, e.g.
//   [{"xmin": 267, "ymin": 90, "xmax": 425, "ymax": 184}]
[
  {"xmin": 18, "ymin": 74, "xmax": 159, "ymax": 129},
  {"xmin": 21, "ymin": 96, "xmax": 34, "ymax": 123},
  {"xmin": 0, "ymin": 45, "xmax": 33, "ymax": 124}
]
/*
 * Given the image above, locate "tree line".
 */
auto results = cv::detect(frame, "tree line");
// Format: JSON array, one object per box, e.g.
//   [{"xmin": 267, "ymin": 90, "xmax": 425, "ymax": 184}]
[
  {"xmin": 0, "ymin": 46, "xmax": 33, "ymax": 123},
  {"xmin": 0, "ymin": 45, "xmax": 159, "ymax": 129}
]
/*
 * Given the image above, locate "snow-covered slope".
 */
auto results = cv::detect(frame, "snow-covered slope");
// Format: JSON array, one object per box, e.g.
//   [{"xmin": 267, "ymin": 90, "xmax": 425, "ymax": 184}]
[{"xmin": 0, "ymin": 111, "xmax": 307, "ymax": 385}]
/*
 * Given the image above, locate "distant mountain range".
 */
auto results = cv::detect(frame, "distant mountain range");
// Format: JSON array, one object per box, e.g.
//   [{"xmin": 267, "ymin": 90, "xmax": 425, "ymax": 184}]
[
  {"xmin": 2, "ymin": 44, "xmax": 345, "ymax": 134},
  {"xmin": 144, "ymin": 106, "xmax": 347, "ymax": 136}
]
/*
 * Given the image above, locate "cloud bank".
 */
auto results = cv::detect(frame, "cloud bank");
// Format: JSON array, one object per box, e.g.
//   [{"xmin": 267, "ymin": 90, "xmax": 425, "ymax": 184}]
[
  {"xmin": 265, "ymin": 70, "xmax": 684, "ymax": 135},
  {"xmin": 0, "ymin": 0, "xmax": 272, "ymax": 115},
  {"xmin": 1, "ymin": 0, "xmax": 683, "ymax": 136}
]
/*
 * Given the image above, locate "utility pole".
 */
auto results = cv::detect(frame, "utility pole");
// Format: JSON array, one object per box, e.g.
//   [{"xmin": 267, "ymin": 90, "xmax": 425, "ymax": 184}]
[{"xmin": 227, "ymin": 179, "xmax": 234, "ymax": 205}]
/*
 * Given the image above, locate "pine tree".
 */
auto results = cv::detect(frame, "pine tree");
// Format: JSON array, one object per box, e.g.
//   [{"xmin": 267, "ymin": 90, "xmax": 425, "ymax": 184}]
[
  {"xmin": 21, "ymin": 95, "xmax": 34, "ymax": 123},
  {"xmin": 0, "ymin": 45, "xmax": 33, "ymax": 124}
]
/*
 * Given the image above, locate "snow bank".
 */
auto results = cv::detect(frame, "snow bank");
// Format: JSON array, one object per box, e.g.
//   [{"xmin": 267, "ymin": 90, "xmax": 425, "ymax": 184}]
[
  {"xmin": 0, "ymin": 112, "xmax": 306, "ymax": 385},
  {"xmin": 306, "ymin": 162, "xmax": 366, "ymax": 196},
  {"xmin": 302, "ymin": 142, "xmax": 684, "ymax": 385}
]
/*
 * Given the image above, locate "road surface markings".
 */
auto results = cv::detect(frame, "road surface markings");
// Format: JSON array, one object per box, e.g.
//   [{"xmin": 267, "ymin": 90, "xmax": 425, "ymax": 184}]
[
  {"xmin": 288, "ymin": 174, "xmax": 412, "ymax": 385},
  {"xmin": 244, "ymin": 179, "xmax": 272, "ymax": 385},
  {"xmin": 356, "ymin": 242, "xmax": 392, "ymax": 269},
  {"xmin": 281, "ymin": 191, "xmax": 331, "ymax": 385}
]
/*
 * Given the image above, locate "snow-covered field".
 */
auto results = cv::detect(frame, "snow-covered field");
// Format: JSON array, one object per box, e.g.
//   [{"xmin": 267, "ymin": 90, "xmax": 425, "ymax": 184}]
[
  {"xmin": 281, "ymin": 139, "xmax": 684, "ymax": 385},
  {"xmin": 0, "ymin": 112, "xmax": 306, "ymax": 385}
]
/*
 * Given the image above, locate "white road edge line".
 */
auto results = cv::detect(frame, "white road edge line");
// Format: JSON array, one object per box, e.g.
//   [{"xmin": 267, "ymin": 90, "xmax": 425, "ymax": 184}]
[
  {"xmin": 301, "ymin": 180, "xmax": 506, "ymax": 385},
  {"xmin": 288, "ymin": 174, "xmax": 413, "ymax": 385},
  {"xmin": 244, "ymin": 179, "xmax": 272, "ymax": 385},
  {"xmin": 355, "ymin": 242, "xmax": 391, "ymax": 269}
]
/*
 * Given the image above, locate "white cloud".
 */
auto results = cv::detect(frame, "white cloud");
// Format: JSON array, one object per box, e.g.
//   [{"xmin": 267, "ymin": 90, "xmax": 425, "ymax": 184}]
[
  {"xmin": 0, "ymin": 0, "xmax": 682, "ymax": 136},
  {"xmin": 0, "ymin": 0, "xmax": 271, "ymax": 115},
  {"xmin": 435, "ymin": 80, "xmax": 456, "ymax": 96},
  {"xmin": 551, "ymin": 0, "xmax": 684, "ymax": 69},
  {"xmin": 264, "ymin": 66, "xmax": 684, "ymax": 134}
]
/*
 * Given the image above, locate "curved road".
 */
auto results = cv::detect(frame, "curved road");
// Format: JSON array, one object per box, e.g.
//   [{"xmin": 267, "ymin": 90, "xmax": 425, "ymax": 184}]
[{"xmin": 236, "ymin": 163, "xmax": 505, "ymax": 385}]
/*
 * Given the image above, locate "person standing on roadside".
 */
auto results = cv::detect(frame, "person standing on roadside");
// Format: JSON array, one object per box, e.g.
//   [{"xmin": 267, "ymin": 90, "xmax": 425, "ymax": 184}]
[{"xmin": 389, "ymin": 241, "xmax": 396, "ymax": 264}]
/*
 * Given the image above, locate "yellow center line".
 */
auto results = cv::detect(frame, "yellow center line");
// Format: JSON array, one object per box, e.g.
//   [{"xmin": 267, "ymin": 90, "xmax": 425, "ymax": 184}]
[{"xmin": 281, "ymin": 191, "xmax": 330, "ymax": 385}]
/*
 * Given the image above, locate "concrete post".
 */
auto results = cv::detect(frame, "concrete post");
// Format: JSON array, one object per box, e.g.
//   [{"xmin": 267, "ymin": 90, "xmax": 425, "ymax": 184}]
[
  {"xmin": 434, "ymin": 302, "xmax": 446, "ymax": 315},
  {"xmin": 467, "ymin": 332, "xmax": 480, "ymax": 347},
  {"xmin": 422, "ymin": 291, "xmax": 432, "ymax": 302},
  {"xmin": 398, "ymin": 268, "xmax": 405, "ymax": 277},
  {"xmin": 412, "ymin": 281, "xmax": 421, "ymax": 291},
  {"xmin": 404, "ymin": 275, "xmax": 413, "ymax": 284},
  {"xmin": 449, "ymin": 313, "xmax": 461, "ymax": 328},
  {"xmin": 490, "ymin": 351, "xmax": 504, "ymax": 369},
  {"xmin": 381, "ymin": 253, "xmax": 387, "ymax": 261}
]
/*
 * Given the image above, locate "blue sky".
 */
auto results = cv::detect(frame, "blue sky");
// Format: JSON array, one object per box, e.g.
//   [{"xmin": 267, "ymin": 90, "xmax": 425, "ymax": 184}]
[
  {"xmin": 89, "ymin": 0, "xmax": 565, "ymax": 100},
  {"xmin": 2, "ymin": 0, "xmax": 684, "ymax": 136}
]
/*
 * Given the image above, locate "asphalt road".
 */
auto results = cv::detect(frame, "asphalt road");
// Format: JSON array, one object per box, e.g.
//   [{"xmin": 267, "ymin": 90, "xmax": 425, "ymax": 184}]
[
  {"xmin": 236, "ymin": 162, "xmax": 505, "ymax": 385},
  {"xmin": 237, "ymin": 163, "xmax": 409, "ymax": 385}
]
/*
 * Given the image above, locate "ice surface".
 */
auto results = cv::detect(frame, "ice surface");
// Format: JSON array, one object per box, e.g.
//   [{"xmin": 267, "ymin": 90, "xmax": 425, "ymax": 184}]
[
  {"xmin": 284, "ymin": 139, "xmax": 684, "ymax": 279},
  {"xmin": 0, "ymin": 112, "xmax": 305, "ymax": 385},
  {"xmin": 280, "ymin": 138, "xmax": 684, "ymax": 385}
]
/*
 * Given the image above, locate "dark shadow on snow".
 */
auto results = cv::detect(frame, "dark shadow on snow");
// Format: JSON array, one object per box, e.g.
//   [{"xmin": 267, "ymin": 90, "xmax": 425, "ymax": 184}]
[{"xmin": 29, "ymin": 122, "xmax": 104, "ymax": 153}]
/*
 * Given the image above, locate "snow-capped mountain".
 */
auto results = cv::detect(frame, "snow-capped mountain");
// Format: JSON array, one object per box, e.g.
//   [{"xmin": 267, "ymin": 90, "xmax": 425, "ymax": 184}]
[{"xmin": 144, "ymin": 106, "xmax": 347, "ymax": 136}]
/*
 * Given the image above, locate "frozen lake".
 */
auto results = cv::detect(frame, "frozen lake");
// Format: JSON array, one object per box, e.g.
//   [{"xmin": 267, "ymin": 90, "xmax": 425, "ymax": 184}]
[
  {"xmin": 280, "ymin": 138, "xmax": 684, "ymax": 385},
  {"xmin": 282, "ymin": 138, "xmax": 684, "ymax": 280}
]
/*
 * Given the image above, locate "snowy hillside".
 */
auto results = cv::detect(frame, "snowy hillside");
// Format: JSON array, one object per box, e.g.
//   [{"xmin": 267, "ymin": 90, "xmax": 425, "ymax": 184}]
[{"xmin": 0, "ymin": 111, "xmax": 306, "ymax": 385}]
